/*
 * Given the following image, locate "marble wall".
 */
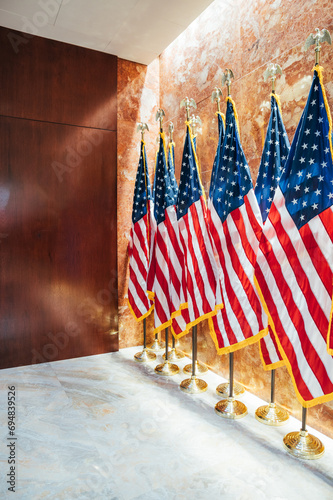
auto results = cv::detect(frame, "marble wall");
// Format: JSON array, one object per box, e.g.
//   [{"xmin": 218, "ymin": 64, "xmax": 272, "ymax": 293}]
[
  {"xmin": 118, "ymin": 0, "xmax": 333, "ymax": 438},
  {"xmin": 117, "ymin": 58, "xmax": 159, "ymax": 349}
]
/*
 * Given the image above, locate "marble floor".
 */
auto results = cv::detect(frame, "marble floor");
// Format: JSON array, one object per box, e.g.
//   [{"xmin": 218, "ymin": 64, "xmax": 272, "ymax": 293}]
[{"xmin": 0, "ymin": 347, "xmax": 332, "ymax": 500}]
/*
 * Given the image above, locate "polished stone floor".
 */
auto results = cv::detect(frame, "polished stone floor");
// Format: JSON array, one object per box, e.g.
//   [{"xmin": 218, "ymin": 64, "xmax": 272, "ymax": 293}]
[{"xmin": 0, "ymin": 346, "xmax": 332, "ymax": 499}]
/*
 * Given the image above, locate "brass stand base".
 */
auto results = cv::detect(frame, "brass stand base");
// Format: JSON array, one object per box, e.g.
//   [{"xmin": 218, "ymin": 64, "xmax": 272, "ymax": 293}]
[
  {"xmin": 147, "ymin": 339, "xmax": 165, "ymax": 352},
  {"xmin": 215, "ymin": 397, "xmax": 248, "ymax": 420},
  {"xmin": 163, "ymin": 348, "xmax": 185, "ymax": 361},
  {"xmin": 134, "ymin": 348, "xmax": 156, "ymax": 363},
  {"xmin": 180, "ymin": 376, "xmax": 208, "ymax": 394},
  {"xmin": 216, "ymin": 382, "xmax": 245, "ymax": 398},
  {"xmin": 255, "ymin": 402, "xmax": 289, "ymax": 426},
  {"xmin": 155, "ymin": 361, "xmax": 179, "ymax": 376},
  {"xmin": 183, "ymin": 360, "xmax": 208, "ymax": 375},
  {"xmin": 283, "ymin": 430, "xmax": 325, "ymax": 460}
]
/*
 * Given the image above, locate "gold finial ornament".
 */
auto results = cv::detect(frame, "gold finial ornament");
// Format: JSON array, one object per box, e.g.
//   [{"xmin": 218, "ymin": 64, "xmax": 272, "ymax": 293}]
[
  {"xmin": 304, "ymin": 28, "xmax": 331, "ymax": 65},
  {"xmin": 263, "ymin": 63, "xmax": 282, "ymax": 93},
  {"xmin": 211, "ymin": 87, "xmax": 223, "ymax": 112},
  {"xmin": 168, "ymin": 121, "xmax": 174, "ymax": 142},
  {"xmin": 136, "ymin": 122, "xmax": 149, "ymax": 141},
  {"xmin": 155, "ymin": 108, "xmax": 165, "ymax": 132},
  {"xmin": 180, "ymin": 97, "xmax": 197, "ymax": 121},
  {"xmin": 221, "ymin": 69, "xmax": 234, "ymax": 96},
  {"xmin": 190, "ymin": 114, "xmax": 202, "ymax": 136}
]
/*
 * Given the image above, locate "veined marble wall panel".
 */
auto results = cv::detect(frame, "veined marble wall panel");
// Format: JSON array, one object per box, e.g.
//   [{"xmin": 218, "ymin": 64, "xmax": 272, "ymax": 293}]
[{"xmin": 117, "ymin": 58, "xmax": 160, "ymax": 349}]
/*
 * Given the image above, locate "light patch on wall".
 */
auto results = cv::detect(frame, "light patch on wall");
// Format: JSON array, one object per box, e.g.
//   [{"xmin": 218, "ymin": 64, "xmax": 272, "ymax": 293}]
[
  {"xmin": 280, "ymin": 74, "xmax": 312, "ymax": 105},
  {"xmin": 139, "ymin": 87, "xmax": 158, "ymax": 123},
  {"xmin": 196, "ymin": 65, "xmax": 210, "ymax": 89}
]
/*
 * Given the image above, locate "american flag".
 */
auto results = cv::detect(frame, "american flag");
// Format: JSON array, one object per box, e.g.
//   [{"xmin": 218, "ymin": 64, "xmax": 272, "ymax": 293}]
[
  {"xmin": 171, "ymin": 123, "xmax": 223, "ymax": 337},
  {"xmin": 208, "ymin": 97, "xmax": 268, "ymax": 354},
  {"xmin": 255, "ymin": 93, "xmax": 290, "ymax": 370},
  {"xmin": 127, "ymin": 139, "xmax": 154, "ymax": 321},
  {"xmin": 254, "ymin": 67, "xmax": 333, "ymax": 407},
  {"xmin": 147, "ymin": 132, "xmax": 184, "ymax": 333}
]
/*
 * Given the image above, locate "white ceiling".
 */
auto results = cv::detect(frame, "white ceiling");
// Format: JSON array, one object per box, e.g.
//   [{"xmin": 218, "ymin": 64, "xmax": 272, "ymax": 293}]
[{"xmin": 0, "ymin": 0, "xmax": 214, "ymax": 64}]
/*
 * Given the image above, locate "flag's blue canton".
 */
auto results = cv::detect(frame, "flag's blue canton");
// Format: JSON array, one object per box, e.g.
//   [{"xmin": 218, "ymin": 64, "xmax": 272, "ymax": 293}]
[
  {"xmin": 168, "ymin": 143, "xmax": 178, "ymax": 197},
  {"xmin": 209, "ymin": 112, "xmax": 225, "ymax": 198},
  {"xmin": 177, "ymin": 126, "xmax": 202, "ymax": 219},
  {"xmin": 211, "ymin": 100, "xmax": 252, "ymax": 223},
  {"xmin": 193, "ymin": 135, "xmax": 197, "ymax": 151},
  {"xmin": 132, "ymin": 141, "xmax": 151, "ymax": 224},
  {"xmin": 154, "ymin": 135, "xmax": 178, "ymax": 225},
  {"xmin": 279, "ymin": 71, "xmax": 333, "ymax": 230},
  {"xmin": 255, "ymin": 95, "xmax": 290, "ymax": 222}
]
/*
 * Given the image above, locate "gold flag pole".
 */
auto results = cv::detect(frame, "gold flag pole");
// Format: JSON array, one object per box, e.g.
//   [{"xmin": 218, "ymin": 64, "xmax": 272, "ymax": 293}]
[
  {"xmin": 182, "ymin": 113, "xmax": 208, "ymax": 376},
  {"xmin": 146, "ymin": 114, "xmax": 167, "ymax": 354},
  {"xmin": 134, "ymin": 123, "xmax": 156, "ymax": 363},
  {"xmin": 169, "ymin": 121, "xmax": 174, "ymax": 142},
  {"xmin": 179, "ymin": 97, "xmax": 208, "ymax": 394},
  {"xmin": 213, "ymin": 70, "xmax": 246, "ymax": 403},
  {"xmin": 162, "ymin": 121, "xmax": 186, "ymax": 362},
  {"xmin": 255, "ymin": 63, "xmax": 289, "ymax": 425},
  {"xmin": 150, "ymin": 108, "xmax": 179, "ymax": 375},
  {"xmin": 211, "ymin": 86, "xmax": 223, "ymax": 113},
  {"xmin": 180, "ymin": 96, "xmax": 197, "ymax": 122},
  {"xmin": 304, "ymin": 27, "xmax": 331, "ymax": 66},
  {"xmin": 189, "ymin": 114, "xmax": 202, "ymax": 137},
  {"xmin": 283, "ymin": 406, "xmax": 324, "ymax": 460},
  {"xmin": 283, "ymin": 29, "xmax": 331, "ymax": 458},
  {"xmin": 222, "ymin": 68, "xmax": 234, "ymax": 97},
  {"xmin": 214, "ymin": 70, "xmax": 247, "ymax": 419}
]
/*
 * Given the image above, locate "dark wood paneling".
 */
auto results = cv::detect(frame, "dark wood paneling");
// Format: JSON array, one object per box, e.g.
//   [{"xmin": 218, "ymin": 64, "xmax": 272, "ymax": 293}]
[
  {"xmin": 0, "ymin": 117, "xmax": 118, "ymax": 368},
  {"xmin": 0, "ymin": 27, "xmax": 117, "ymax": 131},
  {"xmin": 0, "ymin": 28, "xmax": 118, "ymax": 369}
]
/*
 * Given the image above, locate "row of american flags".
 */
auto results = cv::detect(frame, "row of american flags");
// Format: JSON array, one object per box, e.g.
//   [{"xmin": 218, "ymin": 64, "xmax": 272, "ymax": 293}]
[{"xmin": 127, "ymin": 65, "xmax": 333, "ymax": 409}]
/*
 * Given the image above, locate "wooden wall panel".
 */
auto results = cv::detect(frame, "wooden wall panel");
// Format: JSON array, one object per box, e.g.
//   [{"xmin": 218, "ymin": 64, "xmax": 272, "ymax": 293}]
[
  {"xmin": 0, "ymin": 27, "xmax": 118, "ymax": 369},
  {"xmin": 0, "ymin": 28, "xmax": 117, "ymax": 131}
]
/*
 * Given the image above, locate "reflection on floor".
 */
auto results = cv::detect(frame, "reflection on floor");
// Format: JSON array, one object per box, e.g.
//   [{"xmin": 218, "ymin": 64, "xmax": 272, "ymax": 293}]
[{"xmin": 0, "ymin": 346, "xmax": 332, "ymax": 499}]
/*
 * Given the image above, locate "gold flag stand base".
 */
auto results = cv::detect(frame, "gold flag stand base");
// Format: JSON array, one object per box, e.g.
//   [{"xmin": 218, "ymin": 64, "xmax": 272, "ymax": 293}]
[
  {"xmin": 180, "ymin": 375, "xmax": 208, "ymax": 394},
  {"xmin": 183, "ymin": 360, "xmax": 208, "ymax": 375},
  {"xmin": 134, "ymin": 348, "xmax": 156, "ymax": 363},
  {"xmin": 283, "ymin": 430, "xmax": 325, "ymax": 460},
  {"xmin": 163, "ymin": 347, "xmax": 185, "ymax": 361},
  {"xmin": 215, "ymin": 397, "xmax": 248, "ymax": 420},
  {"xmin": 255, "ymin": 402, "xmax": 289, "ymax": 426},
  {"xmin": 147, "ymin": 339, "xmax": 165, "ymax": 351},
  {"xmin": 155, "ymin": 360, "xmax": 179, "ymax": 376},
  {"xmin": 216, "ymin": 381, "xmax": 244, "ymax": 398}
]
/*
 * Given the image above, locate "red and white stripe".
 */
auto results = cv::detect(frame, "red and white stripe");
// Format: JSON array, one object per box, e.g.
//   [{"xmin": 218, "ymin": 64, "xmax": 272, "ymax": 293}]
[
  {"xmin": 147, "ymin": 204, "xmax": 185, "ymax": 332},
  {"xmin": 128, "ymin": 203, "xmax": 153, "ymax": 320},
  {"xmin": 259, "ymin": 326, "xmax": 283, "ymax": 369},
  {"xmin": 208, "ymin": 189, "xmax": 268, "ymax": 353},
  {"xmin": 171, "ymin": 196, "xmax": 222, "ymax": 335},
  {"xmin": 255, "ymin": 187, "xmax": 333, "ymax": 406}
]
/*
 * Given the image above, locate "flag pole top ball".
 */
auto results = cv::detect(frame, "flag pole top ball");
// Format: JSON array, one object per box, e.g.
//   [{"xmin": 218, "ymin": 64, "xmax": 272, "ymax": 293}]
[
  {"xmin": 221, "ymin": 69, "xmax": 234, "ymax": 97},
  {"xmin": 263, "ymin": 63, "xmax": 282, "ymax": 93},
  {"xmin": 155, "ymin": 108, "xmax": 166, "ymax": 132},
  {"xmin": 180, "ymin": 97, "xmax": 197, "ymax": 122},
  {"xmin": 136, "ymin": 122, "xmax": 149, "ymax": 141},
  {"xmin": 211, "ymin": 87, "xmax": 223, "ymax": 112},
  {"xmin": 304, "ymin": 28, "xmax": 331, "ymax": 66}
]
